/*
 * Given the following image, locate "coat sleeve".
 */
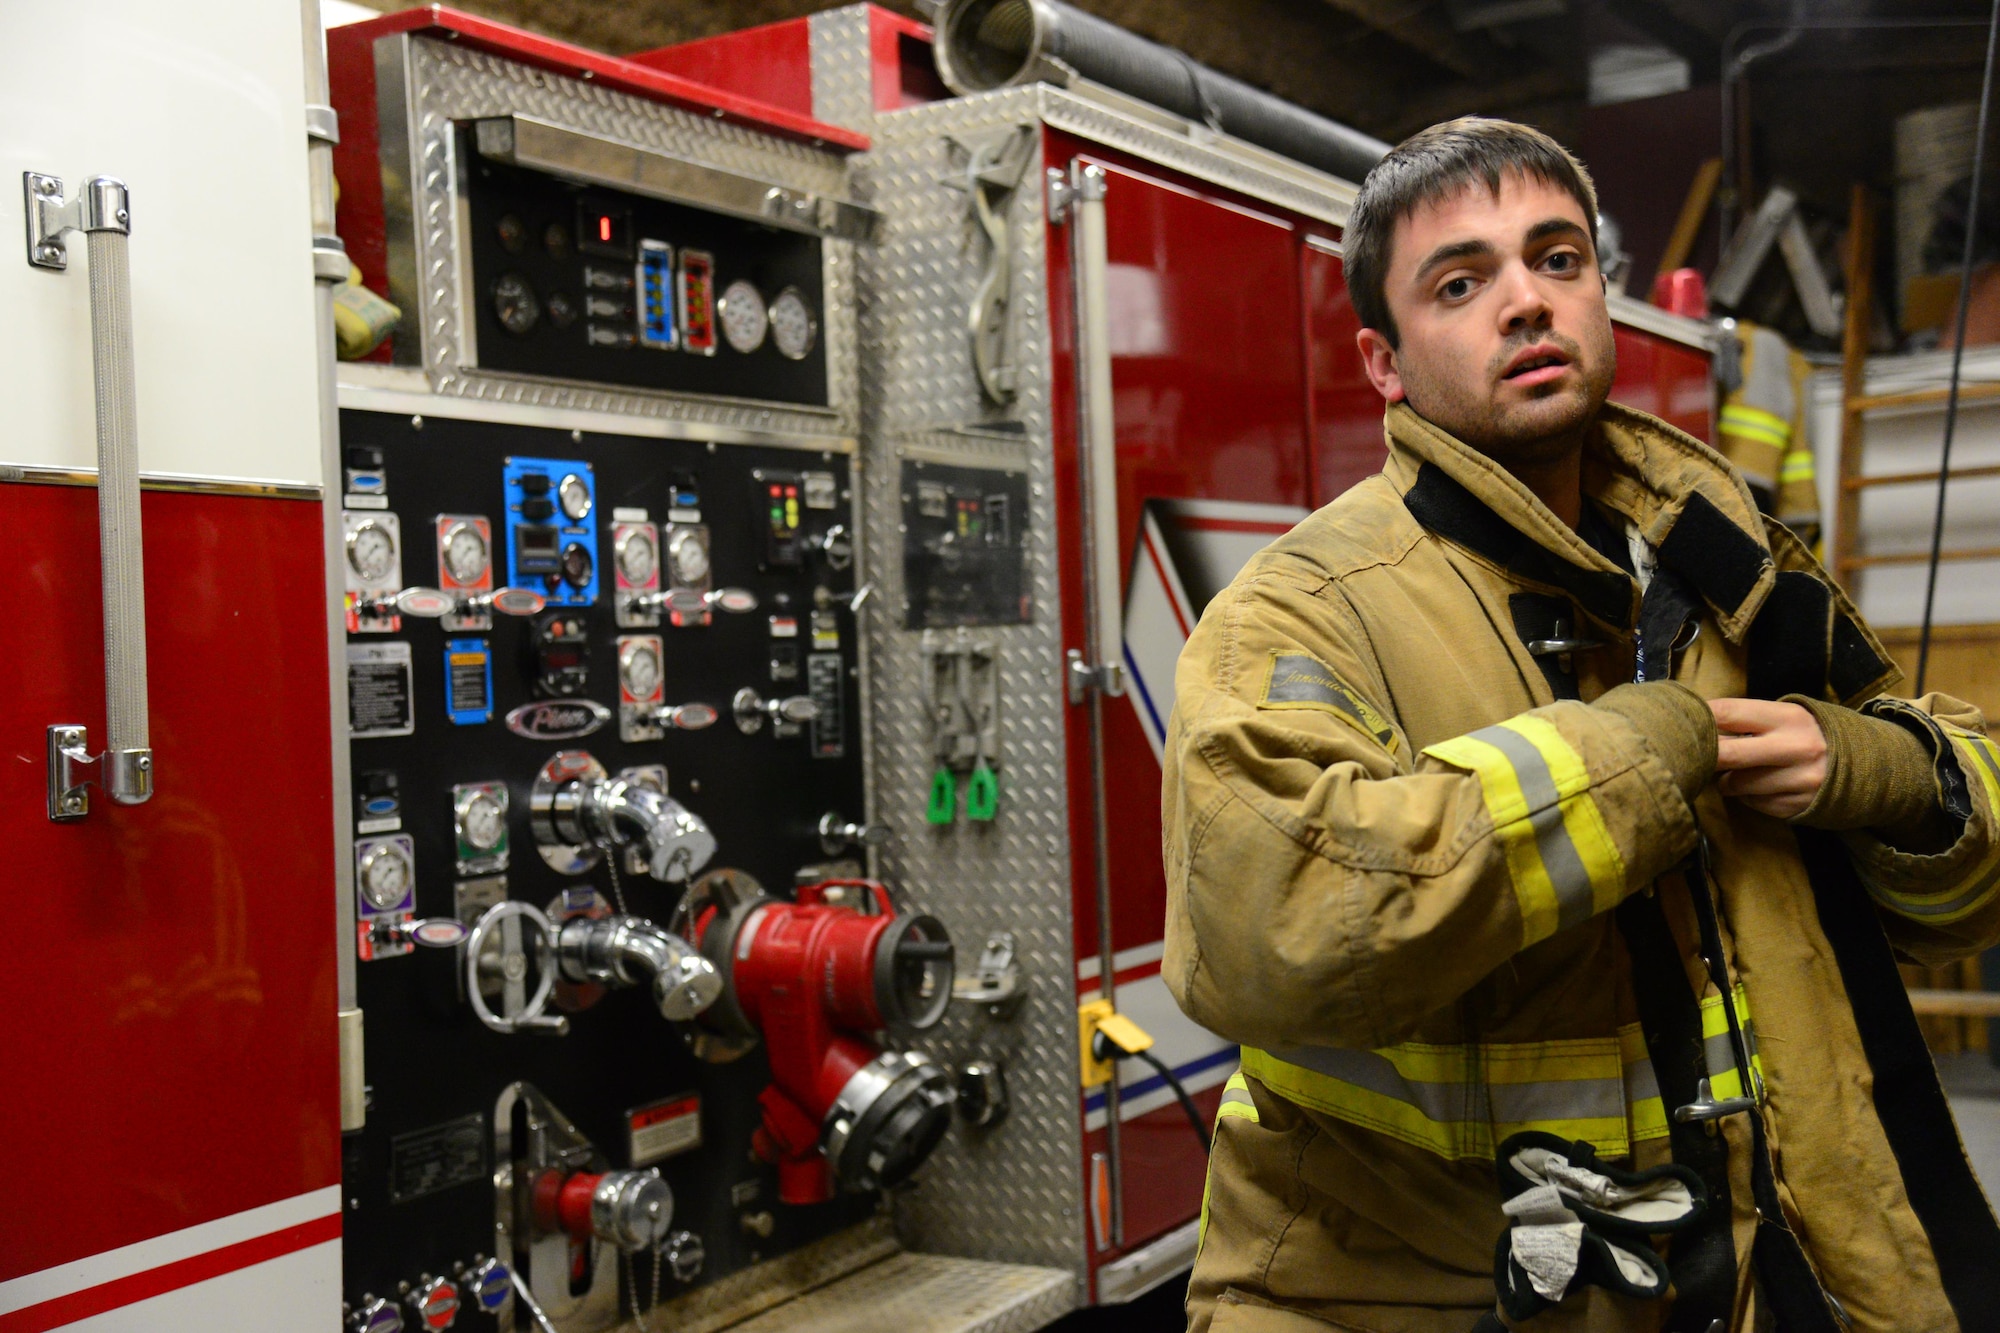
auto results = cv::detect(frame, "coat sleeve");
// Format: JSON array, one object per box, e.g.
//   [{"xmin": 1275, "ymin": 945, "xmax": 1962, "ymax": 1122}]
[
  {"xmin": 1160, "ymin": 563, "xmax": 1717, "ymax": 1053},
  {"xmin": 1811, "ymin": 692, "xmax": 2000, "ymax": 966}
]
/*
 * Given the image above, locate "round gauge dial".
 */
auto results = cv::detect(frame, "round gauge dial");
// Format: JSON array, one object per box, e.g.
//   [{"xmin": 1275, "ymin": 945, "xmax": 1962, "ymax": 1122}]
[
  {"xmin": 669, "ymin": 530, "xmax": 710, "ymax": 585},
  {"xmin": 560, "ymin": 543, "xmax": 594, "ymax": 590},
  {"xmin": 617, "ymin": 529, "xmax": 657, "ymax": 585},
  {"xmin": 544, "ymin": 222, "xmax": 571, "ymax": 258},
  {"xmin": 359, "ymin": 842, "xmax": 412, "ymax": 911},
  {"xmin": 460, "ymin": 792, "xmax": 506, "ymax": 852},
  {"xmin": 492, "ymin": 272, "xmax": 541, "ymax": 336},
  {"xmin": 558, "ymin": 473, "xmax": 593, "ymax": 522},
  {"xmin": 622, "ymin": 643, "xmax": 662, "ymax": 699},
  {"xmin": 717, "ymin": 280, "xmax": 768, "ymax": 354},
  {"xmin": 769, "ymin": 287, "xmax": 818, "ymax": 361},
  {"xmin": 496, "ymin": 213, "xmax": 528, "ymax": 254},
  {"xmin": 347, "ymin": 521, "xmax": 396, "ymax": 582},
  {"xmin": 546, "ymin": 290, "xmax": 578, "ymax": 329},
  {"xmin": 442, "ymin": 523, "xmax": 489, "ymax": 585}
]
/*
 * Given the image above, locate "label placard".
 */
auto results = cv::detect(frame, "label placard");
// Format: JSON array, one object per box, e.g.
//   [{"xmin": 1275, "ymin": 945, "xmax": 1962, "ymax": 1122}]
[
  {"xmin": 389, "ymin": 1113, "xmax": 487, "ymax": 1203},
  {"xmin": 444, "ymin": 638, "xmax": 493, "ymax": 726},
  {"xmin": 349, "ymin": 642, "xmax": 414, "ymax": 738},
  {"xmin": 627, "ymin": 1093, "xmax": 701, "ymax": 1166},
  {"xmin": 808, "ymin": 651, "xmax": 845, "ymax": 759}
]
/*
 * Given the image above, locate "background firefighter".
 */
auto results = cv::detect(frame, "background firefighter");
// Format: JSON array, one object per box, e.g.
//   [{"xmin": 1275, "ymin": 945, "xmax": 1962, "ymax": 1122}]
[{"xmin": 1165, "ymin": 118, "xmax": 2000, "ymax": 1332}]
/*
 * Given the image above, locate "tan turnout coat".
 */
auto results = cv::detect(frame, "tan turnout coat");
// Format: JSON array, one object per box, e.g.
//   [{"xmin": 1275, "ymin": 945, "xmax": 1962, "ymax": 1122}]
[{"xmin": 1165, "ymin": 401, "xmax": 2000, "ymax": 1332}]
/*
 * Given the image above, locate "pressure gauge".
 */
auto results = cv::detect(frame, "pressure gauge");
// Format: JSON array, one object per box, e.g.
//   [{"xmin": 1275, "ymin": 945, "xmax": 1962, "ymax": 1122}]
[
  {"xmin": 347, "ymin": 520, "xmax": 397, "ymax": 583},
  {"xmin": 621, "ymin": 641, "xmax": 662, "ymax": 699},
  {"xmin": 358, "ymin": 840, "xmax": 413, "ymax": 911},
  {"xmin": 561, "ymin": 543, "xmax": 594, "ymax": 590},
  {"xmin": 459, "ymin": 789, "xmax": 507, "ymax": 852},
  {"xmin": 493, "ymin": 273, "xmax": 541, "ymax": 336},
  {"xmin": 668, "ymin": 528, "xmax": 709, "ymax": 585},
  {"xmin": 617, "ymin": 528, "xmax": 658, "ymax": 586},
  {"xmin": 496, "ymin": 213, "xmax": 528, "ymax": 255},
  {"xmin": 717, "ymin": 280, "xmax": 767, "ymax": 354},
  {"xmin": 558, "ymin": 473, "xmax": 593, "ymax": 522},
  {"xmin": 546, "ymin": 290, "xmax": 579, "ymax": 329},
  {"xmin": 442, "ymin": 522, "xmax": 490, "ymax": 585},
  {"xmin": 769, "ymin": 287, "xmax": 817, "ymax": 361}
]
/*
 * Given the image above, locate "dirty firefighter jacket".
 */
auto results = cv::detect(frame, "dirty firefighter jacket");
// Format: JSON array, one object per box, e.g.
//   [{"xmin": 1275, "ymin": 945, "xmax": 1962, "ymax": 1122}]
[{"xmin": 1164, "ymin": 400, "xmax": 2000, "ymax": 1333}]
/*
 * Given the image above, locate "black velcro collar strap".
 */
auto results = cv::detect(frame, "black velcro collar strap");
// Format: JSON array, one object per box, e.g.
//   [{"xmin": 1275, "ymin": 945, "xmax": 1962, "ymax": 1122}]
[
  {"xmin": 1654, "ymin": 491, "xmax": 1775, "ymax": 641},
  {"xmin": 1403, "ymin": 464, "xmax": 1637, "ymax": 631}
]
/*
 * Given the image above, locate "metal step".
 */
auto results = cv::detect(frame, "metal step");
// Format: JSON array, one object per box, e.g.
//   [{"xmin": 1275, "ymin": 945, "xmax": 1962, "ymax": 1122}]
[{"xmin": 717, "ymin": 1252, "xmax": 1075, "ymax": 1333}]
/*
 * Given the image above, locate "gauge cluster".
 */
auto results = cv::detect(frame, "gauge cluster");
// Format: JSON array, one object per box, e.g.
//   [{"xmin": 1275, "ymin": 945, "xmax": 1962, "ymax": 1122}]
[
  {"xmin": 337, "ymin": 408, "xmax": 871, "ymax": 1314},
  {"xmin": 461, "ymin": 131, "xmax": 830, "ymax": 405}
]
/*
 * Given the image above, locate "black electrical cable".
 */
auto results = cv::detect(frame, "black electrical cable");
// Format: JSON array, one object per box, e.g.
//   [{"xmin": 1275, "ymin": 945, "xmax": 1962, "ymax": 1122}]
[
  {"xmin": 1094, "ymin": 1030, "xmax": 1211, "ymax": 1154},
  {"xmin": 1917, "ymin": 0, "xmax": 2000, "ymax": 695}
]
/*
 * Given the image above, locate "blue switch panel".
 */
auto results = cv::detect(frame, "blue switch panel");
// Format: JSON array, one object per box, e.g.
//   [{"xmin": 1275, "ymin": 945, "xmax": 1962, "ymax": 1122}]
[{"xmin": 503, "ymin": 456, "xmax": 599, "ymax": 606}]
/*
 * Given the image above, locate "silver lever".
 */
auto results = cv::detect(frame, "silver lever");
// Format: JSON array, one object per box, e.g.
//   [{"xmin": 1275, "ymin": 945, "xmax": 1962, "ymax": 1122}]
[
  {"xmin": 732, "ymin": 688, "xmax": 818, "ymax": 734},
  {"xmin": 32, "ymin": 173, "xmax": 153, "ymax": 821},
  {"xmin": 819, "ymin": 811, "xmax": 894, "ymax": 854},
  {"xmin": 1672, "ymin": 1076, "xmax": 1755, "ymax": 1124}
]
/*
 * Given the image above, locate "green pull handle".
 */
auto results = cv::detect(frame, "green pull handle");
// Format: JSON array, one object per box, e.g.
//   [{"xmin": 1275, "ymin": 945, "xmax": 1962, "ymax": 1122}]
[
  {"xmin": 926, "ymin": 767, "xmax": 957, "ymax": 825},
  {"xmin": 966, "ymin": 762, "xmax": 999, "ymax": 821}
]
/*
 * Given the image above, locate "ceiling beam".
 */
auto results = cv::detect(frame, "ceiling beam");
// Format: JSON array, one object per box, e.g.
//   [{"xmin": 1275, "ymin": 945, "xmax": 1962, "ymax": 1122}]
[
  {"xmin": 1387, "ymin": 64, "xmax": 1583, "ymax": 139},
  {"xmin": 1601, "ymin": 0, "xmax": 1722, "ymax": 83},
  {"xmin": 1313, "ymin": 0, "xmax": 1503, "ymax": 80}
]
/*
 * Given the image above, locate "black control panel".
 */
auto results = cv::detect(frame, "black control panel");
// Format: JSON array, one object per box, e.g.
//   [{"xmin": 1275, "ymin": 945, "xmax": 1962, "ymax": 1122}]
[
  {"xmin": 338, "ymin": 409, "xmax": 868, "ymax": 1325},
  {"xmin": 901, "ymin": 459, "xmax": 1032, "ymax": 627},
  {"xmin": 462, "ymin": 133, "xmax": 830, "ymax": 406}
]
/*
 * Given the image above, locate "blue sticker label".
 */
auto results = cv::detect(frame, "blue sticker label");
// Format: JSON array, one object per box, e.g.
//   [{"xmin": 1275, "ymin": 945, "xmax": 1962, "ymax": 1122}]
[{"xmin": 445, "ymin": 638, "xmax": 493, "ymax": 726}]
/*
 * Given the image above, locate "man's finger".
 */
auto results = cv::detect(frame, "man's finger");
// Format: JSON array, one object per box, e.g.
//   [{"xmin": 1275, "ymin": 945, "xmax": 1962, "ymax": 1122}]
[
  {"xmin": 1710, "ymin": 696, "xmax": 1790, "ymax": 735},
  {"xmin": 1716, "ymin": 733, "xmax": 1819, "ymax": 771},
  {"xmin": 1719, "ymin": 766, "xmax": 1817, "ymax": 799}
]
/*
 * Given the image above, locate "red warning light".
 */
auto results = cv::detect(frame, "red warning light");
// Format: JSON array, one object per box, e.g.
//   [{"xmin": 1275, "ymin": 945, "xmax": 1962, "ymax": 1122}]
[{"xmin": 598, "ymin": 215, "xmax": 612, "ymax": 243}]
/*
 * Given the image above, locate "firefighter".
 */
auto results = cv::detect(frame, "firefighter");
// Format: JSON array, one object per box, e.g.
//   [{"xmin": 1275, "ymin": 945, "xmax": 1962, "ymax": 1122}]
[
  {"xmin": 1716, "ymin": 319, "xmax": 1822, "ymax": 552},
  {"xmin": 1165, "ymin": 117, "xmax": 2000, "ymax": 1332}
]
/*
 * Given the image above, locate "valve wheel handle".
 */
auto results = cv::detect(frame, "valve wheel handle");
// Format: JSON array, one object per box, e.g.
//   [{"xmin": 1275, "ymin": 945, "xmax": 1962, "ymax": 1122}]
[{"xmin": 465, "ymin": 900, "xmax": 563, "ymax": 1034}]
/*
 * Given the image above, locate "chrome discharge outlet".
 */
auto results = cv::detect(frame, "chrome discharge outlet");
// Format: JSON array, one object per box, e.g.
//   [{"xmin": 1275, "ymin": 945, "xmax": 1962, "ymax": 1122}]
[
  {"xmin": 532, "ymin": 758, "xmax": 718, "ymax": 884},
  {"xmin": 557, "ymin": 915, "xmax": 722, "ymax": 1021}
]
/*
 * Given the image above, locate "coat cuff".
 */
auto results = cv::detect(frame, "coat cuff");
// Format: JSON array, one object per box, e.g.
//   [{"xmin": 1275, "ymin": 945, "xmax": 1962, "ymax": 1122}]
[
  {"xmin": 1592, "ymin": 681, "xmax": 1718, "ymax": 803},
  {"xmin": 1786, "ymin": 695, "xmax": 1951, "ymax": 846}
]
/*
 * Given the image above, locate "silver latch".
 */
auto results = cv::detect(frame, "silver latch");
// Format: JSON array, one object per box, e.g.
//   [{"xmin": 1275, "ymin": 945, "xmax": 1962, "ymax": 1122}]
[
  {"xmin": 1673, "ymin": 1076, "xmax": 1755, "ymax": 1124},
  {"xmin": 47, "ymin": 724, "xmax": 152, "ymax": 822},
  {"xmin": 25, "ymin": 172, "xmax": 128, "ymax": 270},
  {"xmin": 950, "ymin": 931, "xmax": 1025, "ymax": 1016},
  {"xmin": 1066, "ymin": 648, "xmax": 1126, "ymax": 704}
]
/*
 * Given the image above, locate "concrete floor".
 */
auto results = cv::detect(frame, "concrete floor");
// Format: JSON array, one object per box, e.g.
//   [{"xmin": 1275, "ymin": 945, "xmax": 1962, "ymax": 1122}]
[{"xmin": 1940, "ymin": 1051, "xmax": 2000, "ymax": 1195}]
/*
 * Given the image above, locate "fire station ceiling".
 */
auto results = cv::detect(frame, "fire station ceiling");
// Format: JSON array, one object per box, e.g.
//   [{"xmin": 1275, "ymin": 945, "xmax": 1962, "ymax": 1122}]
[{"xmin": 335, "ymin": 0, "xmax": 2000, "ymax": 151}]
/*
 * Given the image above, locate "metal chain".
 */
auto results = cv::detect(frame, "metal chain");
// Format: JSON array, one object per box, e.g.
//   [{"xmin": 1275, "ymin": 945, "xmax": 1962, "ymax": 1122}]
[
  {"xmin": 620, "ymin": 1244, "xmax": 665, "ymax": 1332},
  {"xmin": 603, "ymin": 849, "xmax": 629, "ymax": 917}
]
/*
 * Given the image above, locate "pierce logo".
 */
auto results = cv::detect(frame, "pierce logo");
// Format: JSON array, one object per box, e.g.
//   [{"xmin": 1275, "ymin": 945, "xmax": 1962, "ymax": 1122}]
[{"xmin": 506, "ymin": 699, "xmax": 610, "ymax": 740}]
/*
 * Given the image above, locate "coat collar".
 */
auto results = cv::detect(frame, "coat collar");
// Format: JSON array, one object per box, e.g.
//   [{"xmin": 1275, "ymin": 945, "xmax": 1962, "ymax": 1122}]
[{"xmin": 1383, "ymin": 400, "xmax": 1777, "ymax": 644}]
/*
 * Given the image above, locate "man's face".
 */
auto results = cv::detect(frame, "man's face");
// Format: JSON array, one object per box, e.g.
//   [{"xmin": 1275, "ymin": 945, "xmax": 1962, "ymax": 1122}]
[{"xmin": 1356, "ymin": 172, "xmax": 1616, "ymax": 461}]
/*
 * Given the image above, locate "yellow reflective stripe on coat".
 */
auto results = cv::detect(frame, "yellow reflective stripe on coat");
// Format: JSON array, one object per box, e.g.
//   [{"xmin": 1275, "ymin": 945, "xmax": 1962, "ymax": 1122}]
[
  {"xmin": 1720, "ymin": 403, "xmax": 1792, "ymax": 448},
  {"xmin": 1622, "ymin": 984, "xmax": 1762, "ymax": 1141},
  {"xmin": 1241, "ymin": 1035, "xmax": 1630, "ymax": 1162},
  {"xmin": 1779, "ymin": 446, "xmax": 1816, "ymax": 484},
  {"xmin": 1198, "ymin": 1069, "xmax": 1261, "ymax": 1248},
  {"xmin": 1866, "ymin": 731, "xmax": 2000, "ymax": 924},
  {"xmin": 1215, "ymin": 1069, "xmax": 1260, "ymax": 1125},
  {"xmin": 1423, "ymin": 717, "xmax": 1627, "ymax": 947}
]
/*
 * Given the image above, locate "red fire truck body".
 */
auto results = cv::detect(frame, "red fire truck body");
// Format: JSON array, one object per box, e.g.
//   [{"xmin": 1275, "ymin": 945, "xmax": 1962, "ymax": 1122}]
[{"xmin": 0, "ymin": 4, "xmax": 1718, "ymax": 1329}]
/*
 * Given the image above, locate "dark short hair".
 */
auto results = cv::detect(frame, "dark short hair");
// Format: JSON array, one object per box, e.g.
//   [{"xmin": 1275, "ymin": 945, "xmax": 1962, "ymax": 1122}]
[{"xmin": 1343, "ymin": 117, "xmax": 1599, "ymax": 347}]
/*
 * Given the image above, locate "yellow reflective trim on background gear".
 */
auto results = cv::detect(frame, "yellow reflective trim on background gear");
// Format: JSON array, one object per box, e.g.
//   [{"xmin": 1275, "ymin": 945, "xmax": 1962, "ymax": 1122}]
[
  {"xmin": 1720, "ymin": 403, "xmax": 1792, "ymax": 448},
  {"xmin": 1779, "ymin": 448, "xmax": 1816, "ymax": 483},
  {"xmin": 1423, "ymin": 717, "xmax": 1626, "ymax": 947},
  {"xmin": 1242, "ymin": 1035, "xmax": 1631, "ymax": 1162},
  {"xmin": 1866, "ymin": 733, "xmax": 2000, "ymax": 924}
]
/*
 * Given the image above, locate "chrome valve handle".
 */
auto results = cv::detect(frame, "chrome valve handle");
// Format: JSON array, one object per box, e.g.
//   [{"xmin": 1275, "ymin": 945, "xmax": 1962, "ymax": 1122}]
[
  {"xmin": 818, "ymin": 811, "xmax": 894, "ymax": 854},
  {"xmin": 556, "ymin": 914, "xmax": 722, "ymax": 1021},
  {"xmin": 732, "ymin": 688, "xmax": 818, "ymax": 734},
  {"xmin": 465, "ymin": 901, "xmax": 568, "ymax": 1036}
]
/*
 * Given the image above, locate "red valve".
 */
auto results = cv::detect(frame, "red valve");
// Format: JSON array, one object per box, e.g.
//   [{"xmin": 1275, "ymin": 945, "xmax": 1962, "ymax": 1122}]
[{"xmin": 693, "ymin": 879, "xmax": 955, "ymax": 1204}]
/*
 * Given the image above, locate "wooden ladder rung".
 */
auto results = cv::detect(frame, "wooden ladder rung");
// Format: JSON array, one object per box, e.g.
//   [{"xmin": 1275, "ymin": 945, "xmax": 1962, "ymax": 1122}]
[
  {"xmin": 1837, "ymin": 545, "xmax": 2000, "ymax": 572},
  {"xmin": 1843, "ymin": 462, "xmax": 2000, "ymax": 490},
  {"xmin": 1846, "ymin": 383, "xmax": 2000, "ymax": 413},
  {"xmin": 1908, "ymin": 988, "xmax": 2000, "ymax": 1017}
]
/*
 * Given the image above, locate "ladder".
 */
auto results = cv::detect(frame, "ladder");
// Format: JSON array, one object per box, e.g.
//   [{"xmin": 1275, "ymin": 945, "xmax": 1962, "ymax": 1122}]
[{"xmin": 1833, "ymin": 184, "xmax": 1996, "ymax": 1048}]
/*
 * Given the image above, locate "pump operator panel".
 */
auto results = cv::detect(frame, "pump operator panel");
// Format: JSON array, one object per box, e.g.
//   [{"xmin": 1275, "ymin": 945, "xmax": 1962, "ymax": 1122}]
[{"xmin": 337, "ymin": 409, "xmax": 915, "ymax": 1330}]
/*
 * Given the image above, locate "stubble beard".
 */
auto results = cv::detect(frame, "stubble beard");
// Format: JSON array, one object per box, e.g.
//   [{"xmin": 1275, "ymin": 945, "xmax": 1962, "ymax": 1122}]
[{"xmin": 1399, "ymin": 323, "xmax": 1617, "ymax": 470}]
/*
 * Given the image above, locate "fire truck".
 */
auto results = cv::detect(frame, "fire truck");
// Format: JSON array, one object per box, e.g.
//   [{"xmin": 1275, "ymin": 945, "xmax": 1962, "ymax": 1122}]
[{"xmin": 0, "ymin": 1, "xmax": 1717, "ymax": 1329}]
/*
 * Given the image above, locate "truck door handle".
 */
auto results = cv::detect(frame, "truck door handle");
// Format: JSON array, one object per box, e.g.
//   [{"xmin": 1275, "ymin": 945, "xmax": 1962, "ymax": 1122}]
[
  {"xmin": 29, "ymin": 172, "xmax": 154, "ymax": 820},
  {"xmin": 1064, "ymin": 160, "xmax": 1125, "ymax": 700}
]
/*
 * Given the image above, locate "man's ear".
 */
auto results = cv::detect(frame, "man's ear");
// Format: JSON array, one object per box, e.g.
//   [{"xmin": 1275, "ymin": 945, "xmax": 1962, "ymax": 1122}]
[{"xmin": 1356, "ymin": 326, "xmax": 1405, "ymax": 403}]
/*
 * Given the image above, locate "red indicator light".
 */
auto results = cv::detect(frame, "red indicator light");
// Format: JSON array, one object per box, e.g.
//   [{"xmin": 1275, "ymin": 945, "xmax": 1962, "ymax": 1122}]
[{"xmin": 598, "ymin": 214, "xmax": 612, "ymax": 243}]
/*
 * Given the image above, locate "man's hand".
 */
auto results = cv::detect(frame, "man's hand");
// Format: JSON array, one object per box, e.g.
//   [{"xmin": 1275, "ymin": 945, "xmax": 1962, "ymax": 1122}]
[{"xmin": 1709, "ymin": 697, "xmax": 1828, "ymax": 820}]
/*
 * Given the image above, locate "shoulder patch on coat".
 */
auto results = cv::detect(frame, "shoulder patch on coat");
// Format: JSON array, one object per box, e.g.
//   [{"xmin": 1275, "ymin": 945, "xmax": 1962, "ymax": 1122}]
[{"xmin": 1259, "ymin": 652, "xmax": 1397, "ymax": 751}]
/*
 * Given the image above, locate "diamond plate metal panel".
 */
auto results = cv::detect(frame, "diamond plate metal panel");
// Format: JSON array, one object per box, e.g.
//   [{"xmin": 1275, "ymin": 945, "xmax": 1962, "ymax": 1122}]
[
  {"xmin": 703, "ymin": 1253, "xmax": 1075, "ymax": 1333},
  {"xmin": 391, "ymin": 35, "xmax": 860, "ymax": 437},
  {"xmin": 809, "ymin": 6, "xmax": 879, "ymax": 133},
  {"xmin": 852, "ymin": 89, "xmax": 1091, "ymax": 1282}
]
